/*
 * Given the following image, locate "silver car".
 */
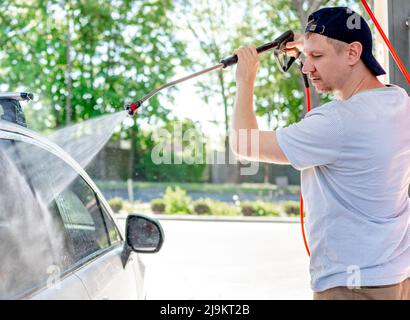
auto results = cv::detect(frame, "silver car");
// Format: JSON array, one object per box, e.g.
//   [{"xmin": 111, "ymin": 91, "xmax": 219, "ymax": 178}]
[{"xmin": 0, "ymin": 101, "xmax": 164, "ymax": 300}]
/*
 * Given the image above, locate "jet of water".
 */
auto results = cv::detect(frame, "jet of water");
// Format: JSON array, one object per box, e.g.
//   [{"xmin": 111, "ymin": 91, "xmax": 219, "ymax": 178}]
[
  {"xmin": 0, "ymin": 149, "xmax": 65, "ymax": 299},
  {"xmin": 49, "ymin": 111, "xmax": 128, "ymax": 170}
]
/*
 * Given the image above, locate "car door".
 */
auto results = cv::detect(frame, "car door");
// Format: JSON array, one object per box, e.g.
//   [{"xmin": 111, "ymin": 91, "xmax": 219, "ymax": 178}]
[
  {"xmin": 89, "ymin": 201, "xmax": 147, "ymax": 300},
  {"xmin": 60, "ymin": 179, "xmax": 141, "ymax": 300},
  {"xmin": 0, "ymin": 138, "xmax": 89, "ymax": 299}
]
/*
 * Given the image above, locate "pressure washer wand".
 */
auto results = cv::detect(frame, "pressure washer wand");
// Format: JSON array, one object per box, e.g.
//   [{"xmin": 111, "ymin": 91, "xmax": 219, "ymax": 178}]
[
  {"xmin": 125, "ymin": 64, "xmax": 224, "ymax": 116},
  {"xmin": 125, "ymin": 30, "xmax": 295, "ymax": 116}
]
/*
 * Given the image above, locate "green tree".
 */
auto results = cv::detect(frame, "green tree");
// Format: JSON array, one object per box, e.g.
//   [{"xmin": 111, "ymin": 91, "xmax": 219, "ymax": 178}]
[
  {"xmin": 136, "ymin": 118, "xmax": 207, "ymax": 182},
  {"xmin": 0, "ymin": 0, "xmax": 191, "ymax": 180},
  {"xmin": 174, "ymin": 0, "xmax": 246, "ymax": 182}
]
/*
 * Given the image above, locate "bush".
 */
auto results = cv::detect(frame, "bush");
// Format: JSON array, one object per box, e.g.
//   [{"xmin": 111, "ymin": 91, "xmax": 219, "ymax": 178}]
[
  {"xmin": 150, "ymin": 198, "xmax": 166, "ymax": 214},
  {"xmin": 163, "ymin": 186, "xmax": 192, "ymax": 214},
  {"xmin": 283, "ymin": 201, "xmax": 300, "ymax": 216},
  {"xmin": 240, "ymin": 202, "xmax": 257, "ymax": 216},
  {"xmin": 239, "ymin": 201, "xmax": 281, "ymax": 217},
  {"xmin": 108, "ymin": 197, "xmax": 123, "ymax": 213},
  {"xmin": 253, "ymin": 201, "xmax": 280, "ymax": 217},
  {"xmin": 209, "ymin": 200, "xmax": 240, "ymax": 216},
  {"xmin": 193, "ymin": 199, "xmax": 211, "ymax": 215}
]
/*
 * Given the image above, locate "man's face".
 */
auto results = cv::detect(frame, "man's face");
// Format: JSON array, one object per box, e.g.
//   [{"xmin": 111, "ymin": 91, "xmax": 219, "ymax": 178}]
[{"xmin": 302, "ymin": 33, "xmax": 349, "ymax": 94}]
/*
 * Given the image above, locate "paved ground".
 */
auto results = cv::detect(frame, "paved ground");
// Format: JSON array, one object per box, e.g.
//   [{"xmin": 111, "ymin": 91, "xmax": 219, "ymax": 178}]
[{"xmin": 118, "ymin": 219, "xmax": 312, "ymax": 300}]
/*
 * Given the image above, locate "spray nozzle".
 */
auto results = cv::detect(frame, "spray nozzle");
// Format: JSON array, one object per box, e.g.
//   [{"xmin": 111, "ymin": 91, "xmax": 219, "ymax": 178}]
[
  {"xmin": 125, "ymin": 100, "xmax": 142, "ymax": 116},
  {"xmin": 273, "ymin": 48, "xmax": 297, "ymax": 72}
]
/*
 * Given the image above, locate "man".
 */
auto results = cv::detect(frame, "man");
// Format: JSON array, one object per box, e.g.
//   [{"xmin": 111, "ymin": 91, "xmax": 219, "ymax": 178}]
[{"xmin": 230, "ymin": 7, "xmax": 410, "ymax": 300}]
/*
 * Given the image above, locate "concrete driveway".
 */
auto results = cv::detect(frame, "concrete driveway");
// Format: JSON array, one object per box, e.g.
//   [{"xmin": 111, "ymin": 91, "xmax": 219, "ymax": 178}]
[{"xmin": 125, "ymin": 219, "xmax": 312, "ymax": 300}]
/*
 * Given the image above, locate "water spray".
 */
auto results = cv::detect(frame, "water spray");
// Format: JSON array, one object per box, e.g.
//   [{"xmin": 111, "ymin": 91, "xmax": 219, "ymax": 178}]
[{"xmin": 125, "ymin": 30, "xmax": 299, "ymax": 116}]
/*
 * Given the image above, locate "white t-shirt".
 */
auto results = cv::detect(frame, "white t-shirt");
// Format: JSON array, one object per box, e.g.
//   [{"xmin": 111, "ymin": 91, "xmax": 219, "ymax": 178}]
[{"xmin": 276, "ymin": 85, "xmax": 410, "ymax": 292}]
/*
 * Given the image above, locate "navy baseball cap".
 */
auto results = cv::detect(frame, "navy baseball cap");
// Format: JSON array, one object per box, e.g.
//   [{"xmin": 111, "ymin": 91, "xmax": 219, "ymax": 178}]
[{"xmin": 305, "ymin": 7, "xmax": 386, "ymax": 76}]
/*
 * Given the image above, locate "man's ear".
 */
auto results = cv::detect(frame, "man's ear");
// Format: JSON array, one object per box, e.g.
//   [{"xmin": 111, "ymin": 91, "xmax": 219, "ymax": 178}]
[{"xmin": 347, "ymin": 41, "xmax": 363, "ymax": 66}]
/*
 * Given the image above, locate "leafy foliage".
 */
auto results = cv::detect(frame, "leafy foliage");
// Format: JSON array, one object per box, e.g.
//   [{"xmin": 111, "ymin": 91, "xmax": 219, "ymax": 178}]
[
  {"xmin": 193, "ymin": 199, "xmax": 212, "ymax": 215},
  {"xmin": 283, "ymin": 200, "xmax": 300, "ymax": 216},
  {"xmin": 0, "ymin": 0, "xmax": 358, "ymax": 183},
  {"xmin": 108, "ymin": 197, "xmax": 123, "ymax": 213},
  {"xmin": 136, "ymin": 118, "xmax": 207, "ymax": 182},
  {"xmin": 163, "ymin": 186, "xmax": 192, "ymax": 214},
  {"xmin": 1, "ymin": 0, "xmax": 190, "ymax": 126},
  {"xmin": 150, "ymin": 198, "xmax": 166, "ymax": 214}
]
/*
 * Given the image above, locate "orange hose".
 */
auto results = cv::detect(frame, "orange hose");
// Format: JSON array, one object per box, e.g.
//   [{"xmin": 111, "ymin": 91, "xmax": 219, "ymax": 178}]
[
  {"xmin": 300, "ymin": 191, "xmax": 310, "ymax": 256},
  {"xmin": 300, "ymin": 87, "xmax": 311, "ymax": 257},
  {"xmin": 360, "ymin": 0, "xmax": 410, "ymax": 85}
]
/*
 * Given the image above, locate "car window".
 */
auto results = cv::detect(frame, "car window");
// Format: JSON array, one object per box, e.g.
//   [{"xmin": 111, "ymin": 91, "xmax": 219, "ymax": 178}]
[
  {"xmin": 53, "ymin": 176, "xmax": 111, "ymax": 262},
  {"xmin": 0, "ymin": 137, "xmax": 119, "ymax": 298},
  {"xmin": 100, "ymin": 204, "xmax": 121, "ymax": 245}
]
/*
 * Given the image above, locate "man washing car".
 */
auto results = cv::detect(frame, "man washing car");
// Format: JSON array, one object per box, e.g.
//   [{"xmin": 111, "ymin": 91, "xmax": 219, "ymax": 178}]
[{"xmin": 230, "ymin": 7, "xmax": 410, "ymax": 300}]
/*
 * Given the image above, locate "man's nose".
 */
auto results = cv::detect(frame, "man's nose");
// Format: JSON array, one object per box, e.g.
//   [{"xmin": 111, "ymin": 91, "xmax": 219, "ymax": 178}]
[{"xmin": 302, "ymin": 58, "xmax": 315, "ymax": 74}]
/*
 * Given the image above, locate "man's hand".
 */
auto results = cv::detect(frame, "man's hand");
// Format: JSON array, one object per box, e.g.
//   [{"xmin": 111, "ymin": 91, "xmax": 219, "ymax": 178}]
[
  {"xmin": 232, "ymin": 46, "xmax": 260, "ymax": 86},
  {"xmin": 284, "ymin": 32, "xmax": 304, "ymax": 58}
]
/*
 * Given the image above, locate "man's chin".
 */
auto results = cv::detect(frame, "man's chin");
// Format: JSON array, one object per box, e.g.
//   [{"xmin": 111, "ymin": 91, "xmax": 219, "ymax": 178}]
[{"xmin": 312, "ymin": 82, "xmax": 331, "ymax": 93}]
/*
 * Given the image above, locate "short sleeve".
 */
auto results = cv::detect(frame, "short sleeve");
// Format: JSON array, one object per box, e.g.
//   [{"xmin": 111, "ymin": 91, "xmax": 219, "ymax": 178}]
[{"xmin": 276, "ymin": 102, "xmax": 344, "ymax": 171}]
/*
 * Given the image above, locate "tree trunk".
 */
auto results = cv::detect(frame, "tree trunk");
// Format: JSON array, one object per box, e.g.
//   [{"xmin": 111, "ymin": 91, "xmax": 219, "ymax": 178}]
[
  {"xmin": 264, "ymin": 112, "xmax": 272, "ymax": 183},
  {"xmin": 128, "ymin": 122, "xmax": 137, "ymax": 181},
  {"xmin": 263, "ymin": 163, "xmax": 270, "ymax": 184},
  {"xmin": 218, "ymin": 69, "xmax": 239, "ymax": 184},
  {"xmin": 218, "ymin": 70, "xmax": 229, "ymax": 143},
  {"xmin": 65, "ymin": 2, "xmax": 73, "ymax": 126}
]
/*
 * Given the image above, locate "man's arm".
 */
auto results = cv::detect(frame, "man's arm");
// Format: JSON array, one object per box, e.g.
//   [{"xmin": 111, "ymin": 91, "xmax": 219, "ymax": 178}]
[{"xmin": 229, "ymin": 46, "xmax": 289, "ymax": 165}]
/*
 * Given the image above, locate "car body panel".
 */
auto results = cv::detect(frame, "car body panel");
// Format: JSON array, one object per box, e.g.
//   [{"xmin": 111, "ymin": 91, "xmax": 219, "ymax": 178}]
[
  {"xmin": 74, "ymin": 245, "xmax": 140, "ymax": 300},
  {"xmin": 29, "ymin": 273, "xmax": 90, "ymax": 300}
]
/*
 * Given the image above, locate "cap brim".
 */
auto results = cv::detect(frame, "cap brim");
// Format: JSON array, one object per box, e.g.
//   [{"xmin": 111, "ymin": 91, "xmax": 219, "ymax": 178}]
[{"xmin": 361, "ymin": 50, "xmax": 386, "ymax": 76}]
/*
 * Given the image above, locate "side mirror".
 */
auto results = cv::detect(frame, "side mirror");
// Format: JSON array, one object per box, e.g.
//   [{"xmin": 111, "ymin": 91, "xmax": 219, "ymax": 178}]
[{"xmin": 121, "ymin": 214, "xmax": 164, "ymax": 267}]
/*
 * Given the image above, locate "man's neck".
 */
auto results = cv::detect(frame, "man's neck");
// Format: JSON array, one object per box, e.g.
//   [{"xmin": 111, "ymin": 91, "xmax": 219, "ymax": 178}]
[{"xmin": 335, "ymin": 71, "xmax": 385, "ymax": 100}]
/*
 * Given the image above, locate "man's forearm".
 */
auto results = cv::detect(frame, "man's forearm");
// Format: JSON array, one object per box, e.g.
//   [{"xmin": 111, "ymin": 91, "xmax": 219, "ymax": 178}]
[
  {"xmin": 232, "ymin": 82, "xmax": 258, "ymax": 131},
  {"xmin": 230, "ymin": 81, "xmax": 259, "ymax": 158}
]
